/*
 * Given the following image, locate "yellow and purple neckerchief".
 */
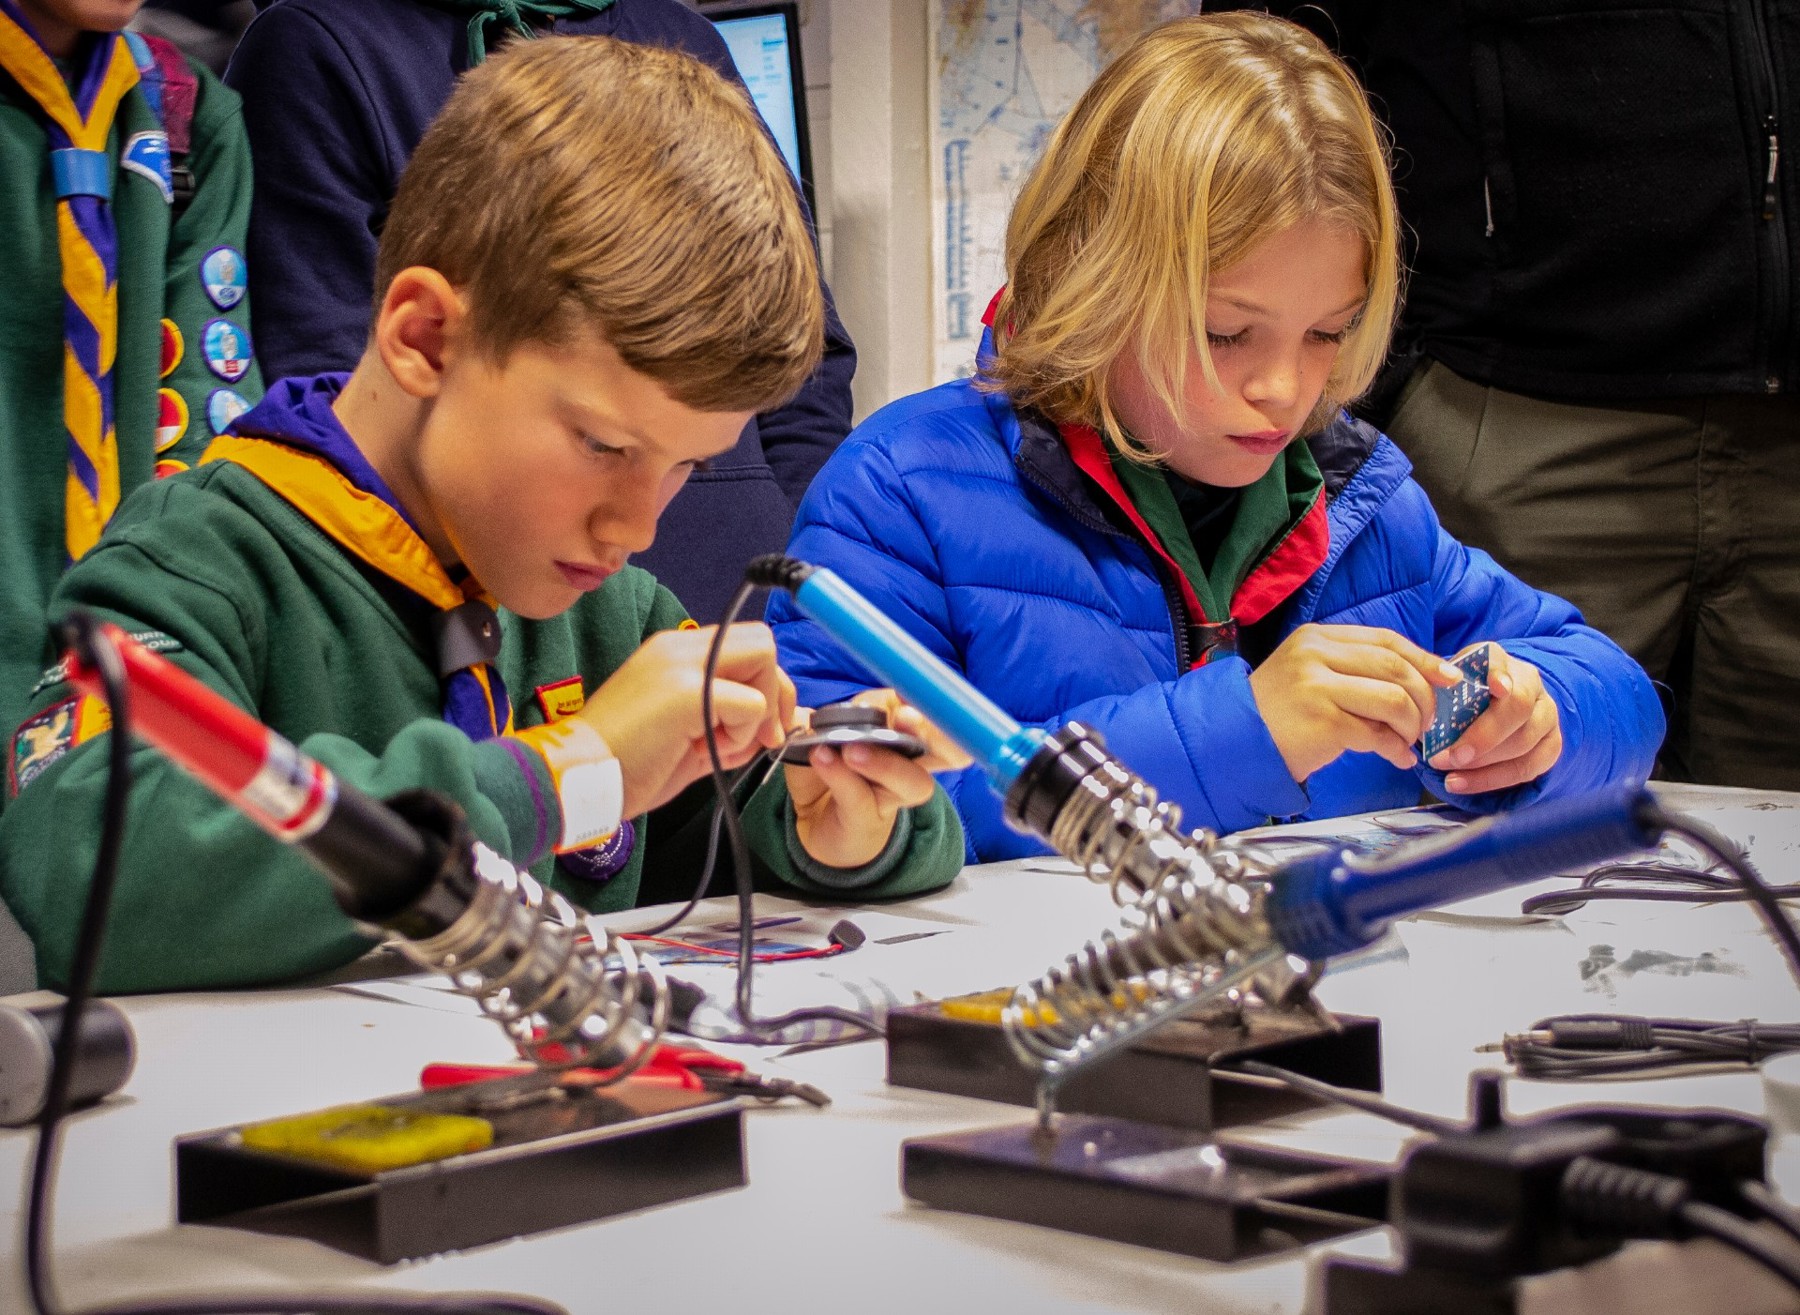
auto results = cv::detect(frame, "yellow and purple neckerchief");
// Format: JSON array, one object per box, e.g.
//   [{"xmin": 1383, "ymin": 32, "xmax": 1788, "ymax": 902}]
[
  {"xmin": 201, "ymin": 376, "xmax": 635, "ymax": 881},
  {"xmin": 0, "ymin": 3, "xmax": 140, "ymax": 560}
]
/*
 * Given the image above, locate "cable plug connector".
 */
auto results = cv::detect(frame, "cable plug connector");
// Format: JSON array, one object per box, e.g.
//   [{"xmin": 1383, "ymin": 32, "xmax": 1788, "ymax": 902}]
[
  {"xmin": 1500, "ymin": 1017, "xmax": 1658, "ymax": 1058},
  {"xmin": 743, "ymin": 554, "xmax": 812, "ymax": 592}
]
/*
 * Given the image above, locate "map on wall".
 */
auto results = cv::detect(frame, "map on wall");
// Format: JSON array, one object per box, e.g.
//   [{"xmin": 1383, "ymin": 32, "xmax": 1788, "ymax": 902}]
[{"xmin": 930, "ymin": 0, "xmax": 1204, "ymax": 383}]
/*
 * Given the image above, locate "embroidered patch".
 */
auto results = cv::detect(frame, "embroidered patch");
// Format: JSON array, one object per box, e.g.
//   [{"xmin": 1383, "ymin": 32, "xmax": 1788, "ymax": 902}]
[
  {"xmin": 201, "ymin": 319, "xmax": 253, "ymax": 383},
  {"xmin": 33, "ymin": 630, "xmax": 182, "ymax": 695},
  {"xmin": 11, "ymin": 699, "xmax": 75, "ymax": 796},
  {"xmin": 121, "ymin": 130, "xmax": 173, "ymax": 203},
  {"xmin": 677, "ymin": 619, "xmax": 700, "ymax": 631},
  {"xmin": 155, "ymin": 458, "xmax": 189, "ymax": 479},
  {"xmin": 155, "ymin": 387, "xmax": 188, "ymax": 452},
  {"xmin": 534, "ymin": 676, "xmax": 585, "ymax": 722},
  {"xmin": 159, "ymin": 318, "xmax": 183, "ymax": 378},
  {"xmin": 207, "ymin": 387, "xmax": 251, "ymax": 436},
  {"xmin": 12, "ymin": 696, "xmax": 116, "ymax": 795},
  {"xmin": 200, "ymin": 246, "xmax": 247, "ymax": 310},
  {"xmin": 73, "ymin": 695, "xmax": 111, "ymax": 745}
]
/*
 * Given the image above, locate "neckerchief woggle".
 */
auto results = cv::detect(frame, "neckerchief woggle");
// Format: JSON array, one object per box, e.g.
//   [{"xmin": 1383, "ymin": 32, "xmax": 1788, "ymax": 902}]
[
  {"xmin": 202, "ymin": 376, "xmax": 634, "ymax": 879},
  {"xmin": 0, "ymin": 2, "xmax": 139, "ymax": 560}
]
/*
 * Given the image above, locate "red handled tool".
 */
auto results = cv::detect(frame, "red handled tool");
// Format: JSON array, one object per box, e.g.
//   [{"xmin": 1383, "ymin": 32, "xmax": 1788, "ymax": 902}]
[{"xmin": 421, "ymin": 1044, "xmax": 829, "ymax": 1107}]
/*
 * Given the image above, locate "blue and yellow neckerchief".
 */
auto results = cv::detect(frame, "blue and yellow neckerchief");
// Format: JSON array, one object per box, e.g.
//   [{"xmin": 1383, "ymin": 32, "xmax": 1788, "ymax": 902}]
[
  {"xmin": 201, "ymin": 378, "xmax": 513, "ymax": 742},
  {"xmin": 0, "ymin": 3, "xmax": 140, "ymax": 560}
]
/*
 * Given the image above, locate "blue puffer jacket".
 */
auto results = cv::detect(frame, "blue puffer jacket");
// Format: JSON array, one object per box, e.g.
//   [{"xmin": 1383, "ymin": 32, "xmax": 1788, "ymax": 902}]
[{"xmin": 769, "ymin": 376, "xmax": 1666, "ymax": 862}]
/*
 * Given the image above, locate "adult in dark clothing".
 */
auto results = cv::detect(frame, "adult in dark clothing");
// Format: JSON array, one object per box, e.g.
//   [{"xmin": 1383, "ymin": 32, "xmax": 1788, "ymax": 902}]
[
  {"xmin": 1217, "ymin": 0, "xmax": 1800, "ymax": 790},
  {"xmin": 223, "ymin": 0, "xmax": 855, "ymax": 622}
]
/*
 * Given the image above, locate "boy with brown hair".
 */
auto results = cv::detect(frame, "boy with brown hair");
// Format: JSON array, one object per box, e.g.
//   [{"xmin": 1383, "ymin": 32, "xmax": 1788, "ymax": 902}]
[{"xmin": 0, "ymin": 35, "xmax": 966, "ymax": 994}]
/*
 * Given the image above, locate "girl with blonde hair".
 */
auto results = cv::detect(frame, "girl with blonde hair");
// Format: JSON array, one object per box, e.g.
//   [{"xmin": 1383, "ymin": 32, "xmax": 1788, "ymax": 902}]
[{"xmin": 771, "ymin": 13, "xmax": 1661, "ymax": 859}]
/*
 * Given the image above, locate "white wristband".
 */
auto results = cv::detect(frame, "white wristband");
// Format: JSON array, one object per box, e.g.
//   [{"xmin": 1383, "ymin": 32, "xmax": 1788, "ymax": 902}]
[{"xmin": 508, "ymin": 719, "xmax": 624, "ymax": 852}]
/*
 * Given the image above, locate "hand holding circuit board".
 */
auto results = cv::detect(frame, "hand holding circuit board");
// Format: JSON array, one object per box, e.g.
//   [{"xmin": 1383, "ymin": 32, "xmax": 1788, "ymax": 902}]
[{"xmin": 1424, "ymin": 643, "xmax": 1566, "ymax": 796}]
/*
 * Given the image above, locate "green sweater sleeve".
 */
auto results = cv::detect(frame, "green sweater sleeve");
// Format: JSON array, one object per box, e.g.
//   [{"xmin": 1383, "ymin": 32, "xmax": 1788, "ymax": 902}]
[
  {"xmin": 0, "ymin": 539, "xmax": 551, "ymax": 994},
  {"xmin": 736, "ymin": 776, "xmax": 965, "ymax": 900}
]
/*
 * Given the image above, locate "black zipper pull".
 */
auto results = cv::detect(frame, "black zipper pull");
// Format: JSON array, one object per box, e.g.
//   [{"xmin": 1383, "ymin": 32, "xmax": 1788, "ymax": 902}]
[
  {"xmin": 1764, "ymin": 115, "xmax": 1781, "ymax": 222},
  {"xmin": 1189, "ymin": 619, "xmax": 1240, "ymax": 668}
]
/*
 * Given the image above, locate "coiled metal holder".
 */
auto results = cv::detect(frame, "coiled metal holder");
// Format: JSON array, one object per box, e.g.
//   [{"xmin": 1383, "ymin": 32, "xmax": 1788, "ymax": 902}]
[
  {"xmin": 997, "ymin": 724, "xmax": 1320, "ymax": 1125},
  {"xmin": 374, "ymin": 791, "xmax": 670, "ymax": 1078}
]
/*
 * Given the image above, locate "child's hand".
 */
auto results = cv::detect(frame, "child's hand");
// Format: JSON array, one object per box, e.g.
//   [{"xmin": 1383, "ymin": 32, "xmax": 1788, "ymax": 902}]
[
  {"xmin": 785, "ymin": 690, "xmax": 973, "ymax": 870},
  {"xmin": 1249, "ymin": 624, "xmax": 1466, "ymax": 782},
  {"xmin": 1427, "ymin": 644, "xmax": 1563, "ymax": 795},
  {"xmin": 578, "ymin": 623, "xmax": 794, "ymax": 816}
]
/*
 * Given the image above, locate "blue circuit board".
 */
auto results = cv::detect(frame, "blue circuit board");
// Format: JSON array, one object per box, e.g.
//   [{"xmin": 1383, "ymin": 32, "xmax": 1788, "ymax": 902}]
[{"xmin": 1422, "ymin": 646, "xmax": 1492, "ymax": 760}]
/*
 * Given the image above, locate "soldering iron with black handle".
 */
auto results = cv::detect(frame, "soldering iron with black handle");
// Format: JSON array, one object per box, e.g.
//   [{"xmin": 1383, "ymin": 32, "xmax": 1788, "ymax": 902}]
[{"xmin": 58, "ymin": 619, "xmax": 668, "ymax": 1076}]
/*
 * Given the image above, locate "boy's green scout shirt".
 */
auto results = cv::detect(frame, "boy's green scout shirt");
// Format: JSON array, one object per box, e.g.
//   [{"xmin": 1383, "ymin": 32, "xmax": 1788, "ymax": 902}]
[
  {"xmin": 0, "ymin": 378, "xmax": 963, "ymax": 995},
  {"xmin": 0, "ymin": 44, "xmax": 261, "ymax": 747}
]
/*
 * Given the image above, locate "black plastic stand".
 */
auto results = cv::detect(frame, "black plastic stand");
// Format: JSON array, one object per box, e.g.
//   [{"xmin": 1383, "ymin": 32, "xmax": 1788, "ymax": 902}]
[
  {"xmin": 886, "ymin": 999, "xmax": 1382, "ymax": 1130},
  {"xmin": 1321, "ymin": 1075, "xmax": 1771, "ymax": 1313},
  {"xmin": 1324, "ymin": 1258, "xmax": 1522, "ymax": 1314},
  {"xmin": 902, "ymin": 1114, "xmax": 1390, "ymax": 1260},
  {"xmin": 176, "ymin": 1080, "xmax": 745, "ymax": 1263}
]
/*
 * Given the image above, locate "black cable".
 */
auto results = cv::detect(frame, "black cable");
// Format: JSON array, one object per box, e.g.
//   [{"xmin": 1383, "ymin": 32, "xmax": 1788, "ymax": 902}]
[
  {"xmin": 1226, "ymin": 1058, "xmax": 1462, "ymax": 1135},
  {"xmin": 22, "ymin": 615, "xmax": 566, "ymax": 1315},
  {"xmin": 1560, "ymin": 1159, "xmax": 1800, "ymax": 1296},
  {"xmin": 1526, "ymin": 884, "xmax": 1800, "ymax": 914},
  {"xmin": 702, "ymin": 575, "xmax": 882, "ymax": 1042},
  {"xmin": 1680, "ymin": 1199, "xmax": 1800, "ymax": 1294},
  {"xmin": 1641, "ymin": 805, "xmax": 1800, "ymax": 989},
  {"xmin": 628, "ymin": 751, "xmax": 769, "ymax": 939},
  {"xmin": 1740, "ymin": 1181, "xmax": 1800, "ymax": 1252},
  {"xmin": 1497, "ymin": 1014, "xmax": 1800, "ymax": 1081},
  {"xmin": 72, "ymin": 1298, "xmax": 562, "ymax": 1315},
  {"xmin": 26, "ymin": 613, "xmax": 133, "ymax": 1315},
  {"xmin": 1521, "ymin": 857, "xmax": 1800, "ymax": 917}
]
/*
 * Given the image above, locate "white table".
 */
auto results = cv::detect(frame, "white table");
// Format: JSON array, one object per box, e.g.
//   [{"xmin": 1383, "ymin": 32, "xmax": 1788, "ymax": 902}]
[{"xmin": 5, "ymin": 783, "xmax": 1800, "ymax": 1314}]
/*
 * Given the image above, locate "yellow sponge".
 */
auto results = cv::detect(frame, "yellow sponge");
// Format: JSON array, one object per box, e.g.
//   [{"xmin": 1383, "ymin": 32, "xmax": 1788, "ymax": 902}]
[{"xmin": 239, "ymin": 1103, "xmax": 494, "ymax": 1174}]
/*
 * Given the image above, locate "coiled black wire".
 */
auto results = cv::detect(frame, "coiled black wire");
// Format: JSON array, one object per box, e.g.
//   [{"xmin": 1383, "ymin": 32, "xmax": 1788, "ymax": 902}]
[
  {"xmin": 701, "ymin": 574, "xmax": 883, "ymax": 1042},
  {"xmin": 1521, "ymin": 861, "xmax": 1800, "ymax": 917},
  {"xmin": 1500, "ymin": 1015, "xmax": 1800, "ymax": 1080}
]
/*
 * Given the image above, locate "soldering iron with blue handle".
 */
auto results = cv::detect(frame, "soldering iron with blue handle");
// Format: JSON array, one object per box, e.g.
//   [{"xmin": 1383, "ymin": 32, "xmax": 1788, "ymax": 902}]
[{"xmin": 750, "ymin": 554, "xmax": 1663, "ymax": 972}]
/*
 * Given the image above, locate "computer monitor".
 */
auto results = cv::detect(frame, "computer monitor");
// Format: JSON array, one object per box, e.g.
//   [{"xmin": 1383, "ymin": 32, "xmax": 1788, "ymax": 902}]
[{"xmin": 708, "ymin": 2, "xmax": 815, "ymax": 217}]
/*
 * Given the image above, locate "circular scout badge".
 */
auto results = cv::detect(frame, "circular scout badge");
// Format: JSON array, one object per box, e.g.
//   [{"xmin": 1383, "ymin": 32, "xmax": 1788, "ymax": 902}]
[
  {"xmin": 207, "ymin": 388, "xmax": 252, "ymax": 436},
  {"xmin": 155, "ymin": 388, "xmax": 188, "ymax": 452},
  {"xmin": 200, "ymin": 246, "xmax": 247, "ymax": 310},
  {"xmin": 201, "ymin": 319, "xmax": 253, "ymax": 384},
  {"xmin": 155, "ymin": 459, "xmax": 189, "ymax": 480},
  {"xmin": 159, "ymin": 318, "xmax": 183, "ymax": 378}
]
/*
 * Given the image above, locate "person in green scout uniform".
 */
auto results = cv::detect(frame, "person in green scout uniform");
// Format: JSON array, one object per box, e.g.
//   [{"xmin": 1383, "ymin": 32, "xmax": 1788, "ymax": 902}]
[
  {"xmin": 0, "ymin": 35, "xmax": 967, "ymax": 994},
  {"xmin": 0, "ymin": 0, "xmax": 259, "ymax": 755}
]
